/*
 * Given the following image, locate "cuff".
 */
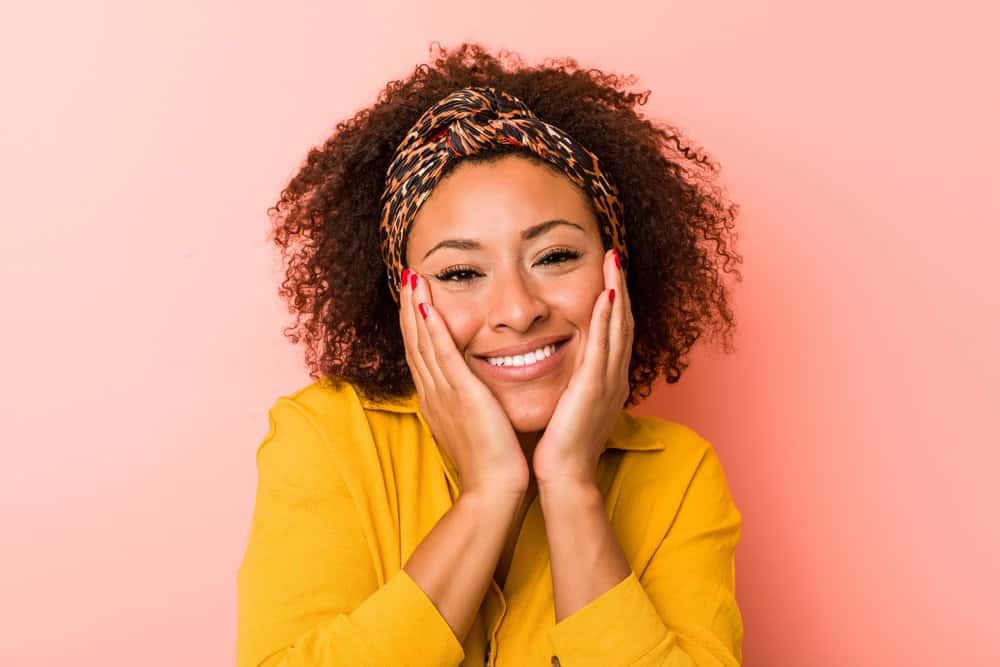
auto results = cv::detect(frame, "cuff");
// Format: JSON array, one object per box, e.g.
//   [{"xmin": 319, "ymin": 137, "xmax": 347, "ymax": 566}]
[
  {"xmin": 547, "ymin": 569, "xmax": 673, "ymax": 666},
  {"xmin": 352, "ymin": 567, "xmax": 466, "ymax": 665}
]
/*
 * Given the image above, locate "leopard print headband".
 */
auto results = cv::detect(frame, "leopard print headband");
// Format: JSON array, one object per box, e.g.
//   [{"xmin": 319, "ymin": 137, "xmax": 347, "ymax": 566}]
[{"xmin": 378, "ymin": 86, "xmax": 628, "ymax": 305}]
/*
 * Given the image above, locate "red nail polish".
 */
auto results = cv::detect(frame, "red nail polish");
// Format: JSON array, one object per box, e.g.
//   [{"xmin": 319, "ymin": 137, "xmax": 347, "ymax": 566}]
[
  {"xmin": 418, "ymin": 302, "xmax": 428, "ymax": 319},
  {"xmin": 613, "ymin": 249, "xmax": 621, "ymax": 270},
  {"xmin": 401, "ymin": 268, "xmax": 411, "ymax": 287},
  {"xmin": 410, "ymin": 273, "xmax": 418, "ymax": 289},
  {"xmin": 609, "ymin": 289, "xmax": 616, "ymax": 303}
]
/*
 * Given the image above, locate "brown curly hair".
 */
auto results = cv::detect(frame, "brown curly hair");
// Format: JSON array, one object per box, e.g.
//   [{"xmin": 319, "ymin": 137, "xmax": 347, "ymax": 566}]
[{"xmin": 267, "ymin": 41, "xmax": 743, "ymax": 408}]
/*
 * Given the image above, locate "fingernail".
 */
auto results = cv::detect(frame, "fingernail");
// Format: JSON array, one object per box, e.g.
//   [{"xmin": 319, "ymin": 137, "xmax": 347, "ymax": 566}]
[
  {"xmin": 419, "ymin": 302, "xmax": 428, "ymax": 319},
  {"xmin": 410, "ymin": 272, "xmax": 418, "ymax": 290},
  {"xmin": 401, "ymin": 268, "xmax": 411, "ymax": 286},
  {"xmin": 609, "ymin": 289, "xmax": 616, "ymax": 303},
  {"xmin": 613, "ymin": 249, "xmax": 621, "ymax": 270}
]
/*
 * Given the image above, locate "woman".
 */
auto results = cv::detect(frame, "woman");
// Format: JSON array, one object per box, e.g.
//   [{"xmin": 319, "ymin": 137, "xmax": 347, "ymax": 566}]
[{"xmin": 237, "ymin": 42, "xmax": 744, "ymax": 667}]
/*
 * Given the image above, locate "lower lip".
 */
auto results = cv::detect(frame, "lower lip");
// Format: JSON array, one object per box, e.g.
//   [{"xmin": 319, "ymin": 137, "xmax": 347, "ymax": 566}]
[{"xmin": 473, "ymin": 339, "xmax": 570, "ymax": 382}]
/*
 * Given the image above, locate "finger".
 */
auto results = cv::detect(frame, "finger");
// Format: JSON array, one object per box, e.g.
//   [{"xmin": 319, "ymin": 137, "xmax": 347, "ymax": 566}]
[
  {"xmin": 621, "ymin": 250, "xmax": 635, "ymax": 379},
  {"xmin": 582, "ymin": 251, "xmax": 615, "ymax": 380},
  {"xmin": 414, "ymin": 289, "xmax": 475, "ymax": 394},
  {"xmin": 410, "ymin": 271, "xmax": 452, "ymax": 391},
  {"xmin": 399, "ymin": 267, "xmax": 431, "ymax": 396},
  {"xmin": 620, "ymin": 249, "xmax": 634, "ymax": 342},
  {"xmin": 606, "ymin": 248, "xmax": 630, "ymax": 386}
]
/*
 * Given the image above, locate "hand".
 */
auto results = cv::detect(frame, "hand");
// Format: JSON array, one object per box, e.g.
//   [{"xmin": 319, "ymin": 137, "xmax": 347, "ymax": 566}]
[
  {"xmin": 532, "ymin": 248, "xmax": 633, "ymax": 488},
  {"xmin": 399, "ymin": 267, "xmax": 530, "ymax": 498}
]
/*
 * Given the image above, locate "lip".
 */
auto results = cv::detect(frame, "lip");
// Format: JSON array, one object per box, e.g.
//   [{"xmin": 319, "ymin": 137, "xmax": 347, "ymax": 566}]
[
  {"xmin": 474, "ymin": 334, "xmax": 571, "ymax": 359},
  {"xmin": 473, "ymin": 337, "xmax": 570, "ymax": 382}
]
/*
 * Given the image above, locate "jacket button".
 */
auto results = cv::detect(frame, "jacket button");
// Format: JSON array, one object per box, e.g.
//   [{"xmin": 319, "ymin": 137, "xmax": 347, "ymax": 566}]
[{"xmin": 550, "ymin": 657, "xmax": 561, "ymax": 666}]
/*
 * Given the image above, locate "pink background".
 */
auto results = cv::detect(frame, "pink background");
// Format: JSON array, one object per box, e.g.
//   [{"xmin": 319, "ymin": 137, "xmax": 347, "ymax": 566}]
[{"xmin": 2, "ymin": 1, "xmax": 996, "ymax": 665}]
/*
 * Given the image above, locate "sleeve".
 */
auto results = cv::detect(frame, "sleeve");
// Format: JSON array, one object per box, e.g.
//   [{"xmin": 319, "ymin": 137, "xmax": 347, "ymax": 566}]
[
  {"xmin": 545, "ymin": 443, "xmax": 744, "ymax": 666},
  {"xmin": 236, "ymin": 398, "xmax": 467, "ymax": 667}
]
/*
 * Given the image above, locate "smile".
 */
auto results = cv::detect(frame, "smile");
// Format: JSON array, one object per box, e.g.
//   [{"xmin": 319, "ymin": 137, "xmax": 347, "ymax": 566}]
[
  {"xmin": 473, "ymin": 338, "xmax": 570, "ymax": 382},
  {"xmin": 485, "ymin": 342, "xmax": 556, "ymax": 367}
]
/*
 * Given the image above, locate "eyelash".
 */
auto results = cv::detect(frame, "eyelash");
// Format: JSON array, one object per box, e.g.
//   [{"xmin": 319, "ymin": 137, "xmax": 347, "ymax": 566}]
[{"xmin": 435, "ymin": 248, "xmax": 582, "ymax": 283}]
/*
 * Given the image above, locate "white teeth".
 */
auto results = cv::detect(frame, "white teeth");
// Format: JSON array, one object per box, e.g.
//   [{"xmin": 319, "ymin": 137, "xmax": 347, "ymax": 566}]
[{"xmin": 486, "ymin": 343, "xmax": 558, "ymax": 367}]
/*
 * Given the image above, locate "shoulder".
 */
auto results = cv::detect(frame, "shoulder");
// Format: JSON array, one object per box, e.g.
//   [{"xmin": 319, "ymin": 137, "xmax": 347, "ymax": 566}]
[
  {"xmin": 616, "ymin": 412, "xmax": 738, "ymax": 506},
  {"xmin": 274, "ymin": 376, "xmax": 418, "ymax": 421},
  {"xmin": 618, "ymin": 411, "xmax": 714, "ymax": 467},
  {"xmin": 259, "ymin": 376, "xmax": 422, "ymax": 473},
  {"xmin": 266, "ymin": 376, "xmax": 409, "ymax": 432},
  {"xmin": 273, "ymin": 375, "xmax": 363, "ymax": 420},
  {"xmin": 612, "ymin": 414, "xmax": 742, "ymax": 560},
  {"xmin": 256, "ymin": 377, "xmax": 383, "ymax": 476},
  {"xmin": 259, "ymin": 378, "xmax": 355, "ymax": 451}
]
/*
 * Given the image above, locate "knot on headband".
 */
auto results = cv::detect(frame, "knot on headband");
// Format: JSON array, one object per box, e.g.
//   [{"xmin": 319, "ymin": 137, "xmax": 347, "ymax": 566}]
[{"xmin": 378, "ymin": 86, "xmax": 627, "ymax": 305}]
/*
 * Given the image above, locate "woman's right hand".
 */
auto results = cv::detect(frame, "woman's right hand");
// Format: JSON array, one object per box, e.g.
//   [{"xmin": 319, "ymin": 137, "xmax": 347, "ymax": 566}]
[{"xmin": 399, "ymin": 267, "xmax": 529, "ymax": 499}]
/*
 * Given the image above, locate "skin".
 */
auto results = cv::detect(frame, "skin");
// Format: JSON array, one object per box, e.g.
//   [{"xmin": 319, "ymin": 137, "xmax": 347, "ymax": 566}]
[
  {"xmin": 402, "ymin": 153, "xmax": 636, "ymax": 607},
  {"xmin": 403, "ymin": 153, "xmax": 607, "ymax": 458}
]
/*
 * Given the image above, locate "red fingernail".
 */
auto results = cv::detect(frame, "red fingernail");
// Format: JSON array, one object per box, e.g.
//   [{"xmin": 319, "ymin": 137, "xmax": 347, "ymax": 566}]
[
  {"xmin": 401, "ymin": 268, "xmax": 411, "ymax": 286},
  {"xmin": 613, "ymin": 249, "xmax": 621, "ymax": 269},
  {"xmin": 410, "ymin": 273, "xmax": 418, "ymax": 289},
  {"xmin": 418, "ymin": 302, "xmax": 428, "ymax": 319},
  {"xmin": 609, "ymin": 289, "xmax": 616, "ymax": 303}
]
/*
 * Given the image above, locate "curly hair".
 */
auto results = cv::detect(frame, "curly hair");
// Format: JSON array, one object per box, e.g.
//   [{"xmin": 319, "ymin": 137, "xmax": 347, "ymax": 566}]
[{"xmin": 267, "ymin": 41, "xmax": 743, "ymax": 408}]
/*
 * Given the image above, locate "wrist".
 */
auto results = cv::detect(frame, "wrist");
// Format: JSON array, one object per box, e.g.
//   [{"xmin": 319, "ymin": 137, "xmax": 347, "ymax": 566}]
[
  {"xmin": 459, "ymin": 483, "xmax": 528, "ymax": 513},
  {"xmin": 538, "ymin": 478, "xmax": 602, "ymax": 504}
]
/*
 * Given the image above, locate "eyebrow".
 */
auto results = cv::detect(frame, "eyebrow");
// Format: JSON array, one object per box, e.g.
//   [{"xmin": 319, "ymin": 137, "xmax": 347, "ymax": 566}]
[{"xmin": 422, "ymin": 219, "xmax": 586, "ymax": 261}]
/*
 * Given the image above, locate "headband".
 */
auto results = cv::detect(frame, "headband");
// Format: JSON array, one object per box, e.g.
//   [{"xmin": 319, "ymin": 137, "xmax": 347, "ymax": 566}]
[{"xmin": 378, "ymin": 85, "xmax": 628, "ymax": 305}]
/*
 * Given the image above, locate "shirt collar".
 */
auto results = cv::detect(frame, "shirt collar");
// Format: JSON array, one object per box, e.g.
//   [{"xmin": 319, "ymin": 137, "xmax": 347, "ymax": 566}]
[{"xmin": 358, "ymin": 390, "xmax": 667, "ymax": 452}]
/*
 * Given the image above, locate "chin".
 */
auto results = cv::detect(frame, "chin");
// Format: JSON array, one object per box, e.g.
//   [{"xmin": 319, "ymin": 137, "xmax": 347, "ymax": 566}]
[
  {"xmin": 498, "ymin": 392, "xmax": 556, "ymax": 433},
  {"xmin": 511, "ymin": 413, "xmax": 550, "ymax": 434}
]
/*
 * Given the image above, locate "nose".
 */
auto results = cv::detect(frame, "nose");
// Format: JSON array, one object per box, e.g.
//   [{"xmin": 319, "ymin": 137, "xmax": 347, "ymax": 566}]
[{"xmin": 486, "ymin": 264, "xmax": 548, "ymax": 332}]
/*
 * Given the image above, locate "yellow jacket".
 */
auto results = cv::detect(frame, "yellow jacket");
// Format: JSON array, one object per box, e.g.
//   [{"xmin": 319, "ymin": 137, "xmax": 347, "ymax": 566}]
[{"xmin": 236, "ymin": 378, "xmax": 743, "ymax": 666}]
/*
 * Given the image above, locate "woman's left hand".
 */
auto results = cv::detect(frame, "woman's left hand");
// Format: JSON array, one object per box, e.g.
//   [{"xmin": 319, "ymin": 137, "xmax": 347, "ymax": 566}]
[{"xmin": 532, "ymin": 248, "xmax": 633, "ymax": 489}]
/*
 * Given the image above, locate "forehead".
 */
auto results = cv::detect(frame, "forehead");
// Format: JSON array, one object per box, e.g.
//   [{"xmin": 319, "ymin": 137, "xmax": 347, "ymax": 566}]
[{"xmin": 405, "ymin": 153, "xmax": 600, "ymax": 252}]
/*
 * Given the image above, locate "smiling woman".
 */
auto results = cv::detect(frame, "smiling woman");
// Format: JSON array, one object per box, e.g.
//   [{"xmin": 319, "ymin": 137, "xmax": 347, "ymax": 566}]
[
  {"xmin": 401, "ymin": 154, "xmax": 613, "ymax": 437},
  {"xmin": 238, "ymin": 41, "xmax": 746, "ymax": 667}
]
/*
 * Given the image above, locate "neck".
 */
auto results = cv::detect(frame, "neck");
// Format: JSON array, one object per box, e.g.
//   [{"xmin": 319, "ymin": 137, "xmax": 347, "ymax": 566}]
[
  {"xmin": 517, "ymin": 429, "xmax": 541, "ymax": 454},
  {"xmin": 517, "ymin": 430, "xmax": 542, "ymax": 486}
]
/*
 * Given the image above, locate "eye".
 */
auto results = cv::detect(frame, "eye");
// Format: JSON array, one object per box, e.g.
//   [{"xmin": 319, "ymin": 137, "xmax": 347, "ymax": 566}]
[
  {"xmin": 538, "ymin": 248, "xmax": 581, "ymax": 265},
  {"xmin": 435, "ymin": 265, "xmax": 482, "ymax": 283},
  {"xmin": 434, "ymin": 249, "xmax": 582, "ymax": 284}
]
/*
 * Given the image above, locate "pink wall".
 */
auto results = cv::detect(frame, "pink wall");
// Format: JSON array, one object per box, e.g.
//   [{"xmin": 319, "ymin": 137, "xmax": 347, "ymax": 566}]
[{"xmin": 2, "ymin": 1, "xmax": 996, "ymax": 665}]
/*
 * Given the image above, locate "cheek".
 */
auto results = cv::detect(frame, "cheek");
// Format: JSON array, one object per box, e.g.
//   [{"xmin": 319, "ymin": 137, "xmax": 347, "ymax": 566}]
[
  {"xmin": 547, "ymin": 279, "xmax": 602, "ymax": 328},
  {"xmin": 432, "ymin": 298, "xmax": 482, "ymax": 350}
]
